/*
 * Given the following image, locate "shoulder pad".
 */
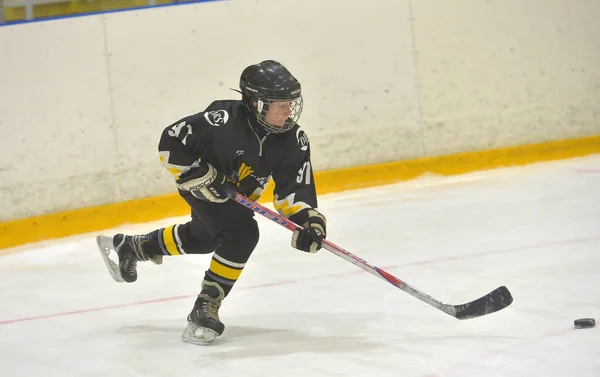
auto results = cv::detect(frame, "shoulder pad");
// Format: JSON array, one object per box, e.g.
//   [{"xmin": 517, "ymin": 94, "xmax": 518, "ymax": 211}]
[
  {"xmin": 294, "ymin": 126, "xmax": 310, "ymax": 152},
  {"xmin": 201, "ymin": 100, "xmax": 241, "ymax": 127}
]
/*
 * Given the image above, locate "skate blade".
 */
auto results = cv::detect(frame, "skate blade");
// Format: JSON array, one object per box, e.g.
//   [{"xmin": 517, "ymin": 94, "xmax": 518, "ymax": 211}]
[
  {"xmin": 96, "ymin": 235, "xmax": 125, "ymax": 283},
  {"xmin": 181, "ymin": 323, "xmax": 219, "ymax": 345}
]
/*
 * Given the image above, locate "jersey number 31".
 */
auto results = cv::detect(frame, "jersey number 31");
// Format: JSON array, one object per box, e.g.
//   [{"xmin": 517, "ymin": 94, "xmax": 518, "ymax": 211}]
[
  {"xmin": 168, "ymin": 121, "xmax": 193, "ymax": 145},
  {"xmin": 297, "ymin": 161, "xmax": 311, "ymax": 184}
]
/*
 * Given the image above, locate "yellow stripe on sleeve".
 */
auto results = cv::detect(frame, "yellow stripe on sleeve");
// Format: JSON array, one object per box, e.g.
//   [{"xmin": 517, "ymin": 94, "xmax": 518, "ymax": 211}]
[
  {"xmin": 159, "ymin": 155, "xmax": 183, "ymax": 179},
  {"xmin": 273, "ymin": 194, "xmax": 311, "ymax": 218}
]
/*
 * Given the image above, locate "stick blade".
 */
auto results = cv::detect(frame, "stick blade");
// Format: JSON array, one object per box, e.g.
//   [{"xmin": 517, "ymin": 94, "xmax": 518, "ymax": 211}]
[{"xmin": 453, "ymin": 286, "xmax": 513, "ymax": 320}]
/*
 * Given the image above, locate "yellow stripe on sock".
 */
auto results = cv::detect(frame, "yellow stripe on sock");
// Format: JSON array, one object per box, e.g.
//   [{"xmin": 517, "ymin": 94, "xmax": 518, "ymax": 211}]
[
  {"xmin": 162, "ymin": 225, "xmax": 181, "ymax": 255},
  {"xmin": 209, "ymin": 259, "xmax": 243, "ymax": 281}
]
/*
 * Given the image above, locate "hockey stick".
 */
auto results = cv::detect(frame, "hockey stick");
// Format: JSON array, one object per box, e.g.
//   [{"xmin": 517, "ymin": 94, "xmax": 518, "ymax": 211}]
[{"xmin": 225, "ymin": 189, "xmax": 513, "ymax": 320}]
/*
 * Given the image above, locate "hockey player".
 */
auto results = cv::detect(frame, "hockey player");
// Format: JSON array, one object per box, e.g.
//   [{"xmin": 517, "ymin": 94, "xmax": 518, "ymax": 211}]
[{"xmin": 96, "ymin": 60, "xmax": 327, "ymax": 345}]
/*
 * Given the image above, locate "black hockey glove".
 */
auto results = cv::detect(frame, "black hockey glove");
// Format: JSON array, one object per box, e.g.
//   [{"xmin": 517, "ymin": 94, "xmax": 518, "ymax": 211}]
[
  {"xmin": 176, "ymin": 163, "xmax": 235, "ymax": 203},
  {"xmin": 291, "ymin": 209, "xmax": 327, "ymax": 254}
]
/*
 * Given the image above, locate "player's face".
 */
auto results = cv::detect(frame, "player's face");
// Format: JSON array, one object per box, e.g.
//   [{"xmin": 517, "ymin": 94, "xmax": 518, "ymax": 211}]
[{"xmin": 265, "ymin": 101, "xmax": 292, "ymax": 127}]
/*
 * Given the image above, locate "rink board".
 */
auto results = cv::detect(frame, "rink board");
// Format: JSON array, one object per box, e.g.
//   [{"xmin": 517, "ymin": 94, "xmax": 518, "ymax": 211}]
[{"xmin": 1, "ymin": 134, "xmax": 599, "ymax": 251}]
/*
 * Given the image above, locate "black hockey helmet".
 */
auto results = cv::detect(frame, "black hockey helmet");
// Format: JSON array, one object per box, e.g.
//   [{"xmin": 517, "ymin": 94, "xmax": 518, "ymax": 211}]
[{"xmin": 239, "ymin": 60, "xmax": 303, "ymax": 133}]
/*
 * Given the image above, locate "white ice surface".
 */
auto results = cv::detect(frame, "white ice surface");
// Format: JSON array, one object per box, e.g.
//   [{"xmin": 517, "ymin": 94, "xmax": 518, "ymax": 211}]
[{"xmin": 1, "ymin": 155, "xmax": 599, "ymax": 377}]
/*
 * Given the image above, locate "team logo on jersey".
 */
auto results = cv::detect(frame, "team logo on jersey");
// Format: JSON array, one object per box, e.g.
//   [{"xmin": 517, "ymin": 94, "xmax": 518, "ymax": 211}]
[
  {"xmin": 204, "ymin": 110, "xmax": 229, "ymax": 127},
  {"xmin": 237, "ymin": 162, "xmax": 254, "ymax": 185},
  {"xmin": 296, "ymin": 128, "xmax": 309, "ymax": 151}
]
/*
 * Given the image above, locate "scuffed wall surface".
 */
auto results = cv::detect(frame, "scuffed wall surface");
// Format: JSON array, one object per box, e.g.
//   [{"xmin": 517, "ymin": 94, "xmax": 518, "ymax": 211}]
[
  {"xmin": 412, "ymin": 0, "xmax": 600, "ymax": 156},
  {"xmin": 1, "ymin": 0, "xmax": 598, "ymax": 221}
]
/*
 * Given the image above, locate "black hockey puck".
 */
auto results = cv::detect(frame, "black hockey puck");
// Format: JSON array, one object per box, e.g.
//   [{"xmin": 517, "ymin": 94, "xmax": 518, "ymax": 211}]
[{"xmin": 574, "ymin": 318, "xmax": 595, "ymax": 329}]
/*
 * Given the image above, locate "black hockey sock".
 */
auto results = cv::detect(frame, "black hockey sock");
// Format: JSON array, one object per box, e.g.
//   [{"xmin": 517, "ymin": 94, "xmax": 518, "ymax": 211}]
[
  {"xmin": 204, "ymin": 253, "xmax": 247, "ymax": 297},
  {"xmin": 155, "ymin": 225, "xmax": 189, "ymax": 256}
]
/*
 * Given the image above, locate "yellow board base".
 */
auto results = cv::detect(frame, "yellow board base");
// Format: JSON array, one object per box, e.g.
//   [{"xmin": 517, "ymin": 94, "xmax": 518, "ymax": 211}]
[
  {"xmin": 1, "ymin": 134, "xmax": 599, "ymax": 251},
  {"xmin": 5, "ymin": 0, "xmax": 181, "ymax": 23}
]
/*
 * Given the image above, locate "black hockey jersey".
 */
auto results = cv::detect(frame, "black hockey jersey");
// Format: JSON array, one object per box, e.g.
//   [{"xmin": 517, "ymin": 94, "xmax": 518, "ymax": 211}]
[{"xmin": 158, "ymin": 100, "xmax": 317, "ymax": 223}]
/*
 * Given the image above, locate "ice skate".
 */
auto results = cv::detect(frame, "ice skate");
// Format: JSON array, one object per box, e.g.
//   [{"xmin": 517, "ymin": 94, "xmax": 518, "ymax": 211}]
[
  {"xmin": 96, "ymin": 234, "xmax": 163, "ymax": 283},
  {"xmin": 181, "ymin": 281, "xmax": 226, "ymax": 345}
]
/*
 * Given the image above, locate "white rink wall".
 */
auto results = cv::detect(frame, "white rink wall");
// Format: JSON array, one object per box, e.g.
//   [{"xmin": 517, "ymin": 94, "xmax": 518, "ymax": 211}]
[{"xmin": 0, "ymin": 0, "xmax": 599, "ymax": 221}]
